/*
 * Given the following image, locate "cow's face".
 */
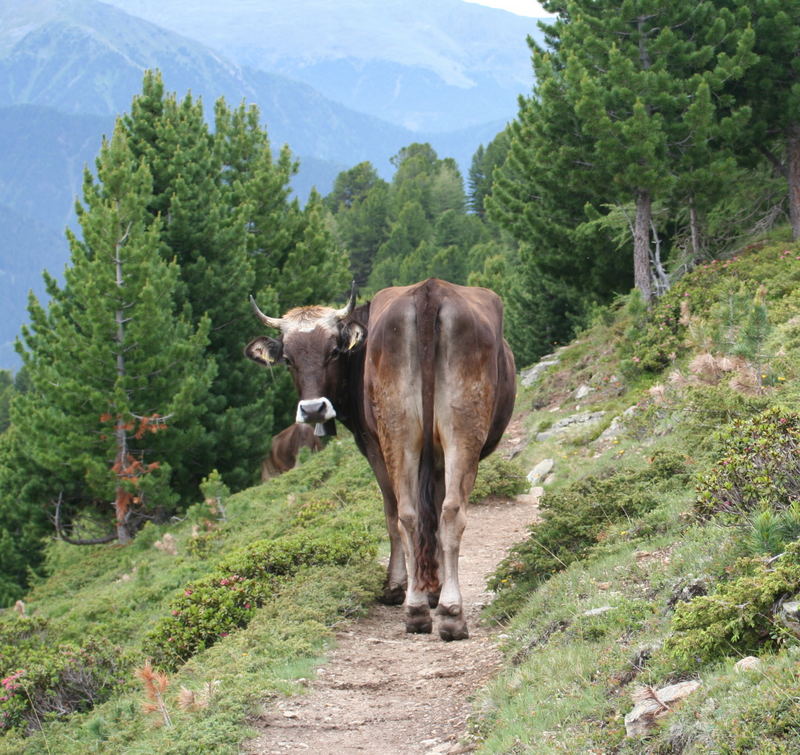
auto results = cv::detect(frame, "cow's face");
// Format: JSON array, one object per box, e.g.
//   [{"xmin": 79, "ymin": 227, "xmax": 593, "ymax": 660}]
[{"xmin": 245, "ymin": 293, "xmax": 366, "ymax": 428}]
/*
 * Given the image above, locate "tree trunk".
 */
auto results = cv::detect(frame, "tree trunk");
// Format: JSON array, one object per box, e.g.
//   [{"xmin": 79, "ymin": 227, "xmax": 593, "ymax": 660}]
[
  {"xmin": 788, "ymin": 124, "xmax": 800, "ymax": 241},
  {"xmin": 634, "ymin": 190, "xmax": 654, "ymax": 305},
  {"xmin": 115, "ymin": 488, "xmax": 132, "ymax": 545},
  {"xmin": 113, "ymin": 225, "xmax": 131, "ymax": 544},
  {"xmin": 689, "ymin": 202, "xmax": 701, "ymax": 261}
]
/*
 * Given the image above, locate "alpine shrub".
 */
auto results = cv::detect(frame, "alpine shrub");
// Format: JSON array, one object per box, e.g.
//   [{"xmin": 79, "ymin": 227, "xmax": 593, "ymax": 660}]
[
  {"xmin": 665, "ymin": 542, "xmax": 800, "ymax": 670},
  {"xmin": 145, "ymin": 529, "xmax": 376, "ymax": 669},
  {"xmin": 695, "ymin": 407, "xmax": 800, "ymax": 521},
  {"xmin": 470, "ymin": 456, "xmax": 528, "ymax": 504},
  {"xmin": 0, "ymin": 616, "xmax": 126, "ymax": 732}
]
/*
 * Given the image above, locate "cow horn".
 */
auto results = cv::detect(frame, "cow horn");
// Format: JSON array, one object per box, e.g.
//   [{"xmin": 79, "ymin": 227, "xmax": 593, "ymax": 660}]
[
  {"xmin": 332, "ymin": 280, "xmax": 358, "ymax": 321},
  {"xmin": 249, "ymin": 295, "xmax": 284, "ymax": 330}
]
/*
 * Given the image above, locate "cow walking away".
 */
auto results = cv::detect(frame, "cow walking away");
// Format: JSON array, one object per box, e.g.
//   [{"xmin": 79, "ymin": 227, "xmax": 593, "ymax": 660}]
[
  {"xmin": 261, "ymin": 423, "xmax": 323, "ymax": 481},
  {"xmin": 245, "ymin": 279, "xmax": 515, "ymax": 640}
]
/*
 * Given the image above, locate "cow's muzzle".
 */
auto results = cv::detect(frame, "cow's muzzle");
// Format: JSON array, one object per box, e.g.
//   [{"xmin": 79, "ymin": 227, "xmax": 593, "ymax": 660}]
[{"xmin": 296, "ymin": 397, "xmax": 336, "ymax": 425}]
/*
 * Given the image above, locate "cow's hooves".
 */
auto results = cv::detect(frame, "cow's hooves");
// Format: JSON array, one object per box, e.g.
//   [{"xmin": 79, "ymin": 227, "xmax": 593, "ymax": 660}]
[
  {"xmin": 405, "ymin": 605, "xmax": 433, "ymax": 634},
  {"xmin": 379, "ymin": 584, "xmax": 406, "ymax": 605},
  {"xmin": 427, "ymin": 590, "xmax": 441, "ymax": 609},
  {"xmin": 406, "ymin": 619, "xmax": 433, "ymax": 634},
  {"xmin": 439, "ymin": 617, "xmax": 469, "ymax": 641}
]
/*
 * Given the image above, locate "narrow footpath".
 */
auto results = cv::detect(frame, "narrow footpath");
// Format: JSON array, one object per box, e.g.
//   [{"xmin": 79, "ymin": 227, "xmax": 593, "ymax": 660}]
[{"xmin": 245, "ymin": 486, "xmax": 539, "ymax": 755}]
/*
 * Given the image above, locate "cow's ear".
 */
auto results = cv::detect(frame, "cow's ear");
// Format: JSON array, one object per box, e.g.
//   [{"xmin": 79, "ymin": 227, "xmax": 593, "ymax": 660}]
[
  {"xmin": 245, "ymin": 336, "xmax": 283, "ymax": 365},
  {"xmin": 340, "ymin": 322, "xmax": 366, "ymax": 353}
]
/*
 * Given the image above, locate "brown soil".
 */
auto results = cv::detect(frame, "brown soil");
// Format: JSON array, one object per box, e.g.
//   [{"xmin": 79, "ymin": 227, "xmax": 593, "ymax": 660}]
[{"xmin": 245, "ymin": 483, "xmax": 539, "ymax": 755}]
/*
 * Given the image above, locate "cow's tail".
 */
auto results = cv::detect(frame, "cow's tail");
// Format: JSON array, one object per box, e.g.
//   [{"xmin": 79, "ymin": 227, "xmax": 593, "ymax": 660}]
[{"xmin": 415, "ymin": 283, "xmax": 440, "ymax": 594}]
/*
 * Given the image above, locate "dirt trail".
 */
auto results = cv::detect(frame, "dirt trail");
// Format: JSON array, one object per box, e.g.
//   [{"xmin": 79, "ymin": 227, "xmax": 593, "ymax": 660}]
[{"xmin": 245, "ymin": 483, "xmax": 539, "ymax": 755}]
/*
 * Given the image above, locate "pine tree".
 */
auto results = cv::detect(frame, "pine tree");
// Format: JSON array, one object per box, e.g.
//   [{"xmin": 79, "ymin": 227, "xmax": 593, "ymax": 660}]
[
  {"xmin": 564, "ymin": 0, "xmax": 754, "ymax": 302},
  {"xmin": 467, "ymin": 131, "xmax": 511, "ymax": 218},
  {"xmin": 325, "ymin": 162, "xmax": 391, "ymax": 286},
  {"xmin": 728, "ymin": 0, "xmax": 800, "ymax": 239},
  {"xmin": 11, "ymin": 123, "xmax": 214, "ymax": 544},
  {"xmin": 118, "ymin": 72, "xmax": 349, "ymax": 490},
  {"xmin": 491, "ymin": 1, "xmax": 754, "ymax": 311},
  {"xmin": 0, "ymin": 371, "xmax": 12, "ymax": 433}
]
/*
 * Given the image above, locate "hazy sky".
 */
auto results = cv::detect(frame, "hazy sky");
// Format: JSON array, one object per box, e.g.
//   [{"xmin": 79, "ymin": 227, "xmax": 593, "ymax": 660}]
[{"xmin": 463, "ymin": 0, "xmax": 556, "ymax": 17}]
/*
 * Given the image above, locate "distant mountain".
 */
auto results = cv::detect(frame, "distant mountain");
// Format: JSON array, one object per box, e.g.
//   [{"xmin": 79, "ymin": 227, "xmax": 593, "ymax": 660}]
[
  {"xmin": 0, "ymin": 0, "xmax": 421, "ymax": 174},
  {"xmin": 0, "ymin": 0, "xmax": 534, "ymax": 369},
  {"xmin": 0, "ymin": 204, "xmax": 66, "ymax": 368},
  {"xmin": 0, "ymin": 104, "xmax": 113, "ymax": 368},
  {"xmin": 99, "ymin": 0, "xmax": 545, "ymax": 133}
]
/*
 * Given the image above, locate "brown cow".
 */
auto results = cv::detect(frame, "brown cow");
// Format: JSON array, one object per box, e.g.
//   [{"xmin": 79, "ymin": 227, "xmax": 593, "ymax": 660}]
[
  {"xmin": 261, "ymin": 423, "xmax": 323, "ymax": 481},
  {"xmin": 245, "ymin": 279, "xmax": 515, "ymax": 640}
]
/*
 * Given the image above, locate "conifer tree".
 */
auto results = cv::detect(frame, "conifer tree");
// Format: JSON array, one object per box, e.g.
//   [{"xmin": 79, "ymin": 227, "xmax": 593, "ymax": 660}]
[
  {"xmin": 118, "ymin": 72, "xmax": 352, "ymax": 490},
  {"xmin": 467, "ymin": 131, "xmax": 510, "ymax": 218},
  {"xmin": 728, "ymin": 0, "xmax": 800, "ymax": 239},
  {"xmin": 491, "ymin": 1, "xmax": 754, "ymax": 312},
  {"xmin": 11, "ymin": 124, "xmax": 214, "ymax": 544},
  {"xmin": 564, "ymin": 0, "xmax": 754, "ymax": 302}
]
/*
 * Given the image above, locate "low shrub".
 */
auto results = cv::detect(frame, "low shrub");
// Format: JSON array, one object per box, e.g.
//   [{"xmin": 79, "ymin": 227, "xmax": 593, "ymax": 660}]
[
  {"xmin": 470, "ymin": 456, "xmax": 528, "ymax": 504},
  {"xmin": 664, "ymin": 542, "xmax": 800, "ymax": 670},
  {"xmin": 144, "ymin": 529, "xmax": 377, "ymax": 670},
  {"xmin": 695, "ymin": 407, "xmax": 800, "ymax": 522},
  {"xmin": 679, "ymin": 385, "xmax": 771, "ymax": 456},
  {"xmin": 488, "ymin": 449, "xmax": 689, "ymax": 619},
  {"xmin": 0, "ymin": 616, "xmax": 126, "ymax": 733},
  {"xmin": 618, "ymin": 289, "xmax": 686, "ymax": 376}
]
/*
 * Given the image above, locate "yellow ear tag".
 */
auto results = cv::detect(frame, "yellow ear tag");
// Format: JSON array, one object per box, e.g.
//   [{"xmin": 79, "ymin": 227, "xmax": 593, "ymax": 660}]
[
  {"xmin": 257, "ymin": 343, "xmax": 274, "ymax": 364},
  {"xmin": 347, "ymin": 328, "xmax": 362, "ymax": 351}
]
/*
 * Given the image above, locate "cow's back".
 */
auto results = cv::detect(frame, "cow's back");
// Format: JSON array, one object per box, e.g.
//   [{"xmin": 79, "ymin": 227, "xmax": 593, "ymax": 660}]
[
  {"xmin": 364, "ymin": 278, "xmax": 515, "ymax": 459},
  {"xmin": 261, "ymin": 423, "xmax": 322, "ymax": 481}
]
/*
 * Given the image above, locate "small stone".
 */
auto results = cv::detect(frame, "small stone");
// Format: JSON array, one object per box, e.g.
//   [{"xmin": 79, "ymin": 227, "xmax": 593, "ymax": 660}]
[
  {"xmin": 527, "ymin": 459, "xmax": 555, "ymax": 486},
  {"xmin": 625, "ymin": 680, "xmax": 701, "ymax": 737},
  {"xmin": 734, "ymin": 656, "xmax": 761, "ymax": 673},
  {"xmin": 575, "ymin": 383, "xmax": 592, "ymax": 399},
  {"xmin": 583, "ymin": 606, "xmax": 614, "ymax": 617}
]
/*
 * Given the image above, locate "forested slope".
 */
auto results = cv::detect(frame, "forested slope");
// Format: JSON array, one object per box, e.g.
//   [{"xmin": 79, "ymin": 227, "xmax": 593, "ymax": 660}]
[{"xmin": 0, "ymin": 232, "xmax": 798, "ymax": 753}]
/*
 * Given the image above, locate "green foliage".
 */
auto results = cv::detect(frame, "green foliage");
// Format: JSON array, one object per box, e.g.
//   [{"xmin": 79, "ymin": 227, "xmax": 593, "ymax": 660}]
[
  {"xmin": 695, "ymin": 407, "xmax": 800, "ymax": 522},
  {"xmin": 617, "ymin": 241, "xmax": 800, "ymax": 381},
  {"xmin": 9, "ymin": 119, "xmax": 214, "ymax": 545},
  {"xmin": 0, "ymin": 616, "xmax": 127, "ymax": 733},
  {"xmin": 673, "ymin": 386, "xmax": 770, "ymax": 462},
  {"xmin": 665, "ymin": 543, "xmax": 800, "ymax": 670},
  {"xmin": 467, "ymin": 130, "xmax": 510, "ymax": 218},
  {"xmin": 144, "ymin": 529, "xmax": 377, "ymax": 670},
  {"xmin": 470, "ymin": 456, "xmax": 528, "ymax": 504},
  {"xmin": 617, "ymin": 289, "xmax": 685, "ymax": 376},
  {"xmin": 0, "ymin": 372, "xmax": 12, "ymax": 435},
  {"xmin": 744, "ymin": 504, "xmax": 800, "ymax": 557},
  {"xmin": 326, "ymin": 143, "xmax": 495, "ymax": 295},
  {"xmin": 488, "ymin": 450, "xmax": 689, "ymax": 619}
]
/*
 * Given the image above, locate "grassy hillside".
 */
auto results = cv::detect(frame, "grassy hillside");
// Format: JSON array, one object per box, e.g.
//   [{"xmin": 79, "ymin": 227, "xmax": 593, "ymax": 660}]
[
  {"xmin": 1, "ymin": 232, "xmax": 799, "ymax": 752},
  {"xmin": 469, "ymin": 232, "xmax": 800, "ymax": 753},
  {"xmin": 0, "ymin": 441, "xmax": 387, "ymax": 753}
]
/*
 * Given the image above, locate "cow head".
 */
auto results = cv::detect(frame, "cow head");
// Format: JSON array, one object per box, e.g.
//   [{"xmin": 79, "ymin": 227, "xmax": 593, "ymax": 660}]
[{"xmin": 244, "ymin": 284, "xmax": 366, "ymax": 432}]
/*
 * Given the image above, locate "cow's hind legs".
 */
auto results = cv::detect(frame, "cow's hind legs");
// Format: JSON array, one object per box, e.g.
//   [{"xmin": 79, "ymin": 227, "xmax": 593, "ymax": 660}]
[
  {"xmin": 397, "ymin": 497, "xmax": 433, "ymax": 633},
  {"xmin": 435, "ymin": 486, "xmax": 470, "ymax": 641},
  {"xmin": 380, "ymin": 581, "xmax": 406, "ymax": 605}
]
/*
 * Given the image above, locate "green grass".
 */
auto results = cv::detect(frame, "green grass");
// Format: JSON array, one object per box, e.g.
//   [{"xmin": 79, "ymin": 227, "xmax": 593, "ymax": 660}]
[
  {"xmin": 0, "ymin": 437, "xmax": 386, "ymax": 752},
  {"xmin": 470, "ymin": 238, "xmax": 800, "ymax": 754}
]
